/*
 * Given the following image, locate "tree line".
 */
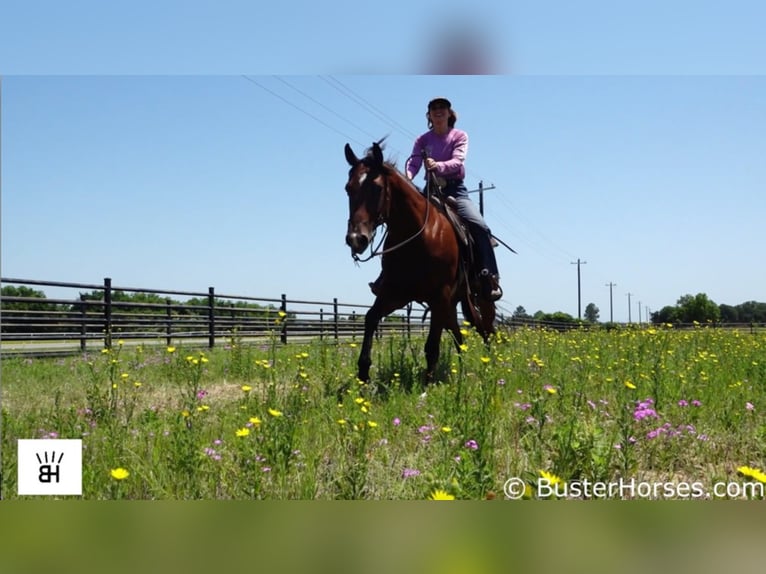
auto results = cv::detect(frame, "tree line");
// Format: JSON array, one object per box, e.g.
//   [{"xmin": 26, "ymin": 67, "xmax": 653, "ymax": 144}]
[{"xmin": 507, "ymin": 293, "xmax": 766, "ymax": 326}]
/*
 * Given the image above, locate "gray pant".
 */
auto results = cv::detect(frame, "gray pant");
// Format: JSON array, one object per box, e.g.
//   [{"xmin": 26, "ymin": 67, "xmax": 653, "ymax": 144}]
[{"xmin": 429, "ymin": 180, "xmax": 500, "ymax": 277}]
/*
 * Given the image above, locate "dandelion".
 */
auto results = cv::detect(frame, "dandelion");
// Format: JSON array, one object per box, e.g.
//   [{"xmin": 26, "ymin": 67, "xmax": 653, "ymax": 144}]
[
  {"xmin": 110, "ymin": 468, "xmax": 130, "ymax": 480},
  {"xmin": 441, "ymin": 426, "xmax": 452, "ymax": 433},
  {"xmin": 268, "ymin": 408, "xmax": 283, "ymax": 417},
  {"xmin": 167, "ymin": 346, "xmax": 176, "ymax": 353},
  {"xmin": 236, "ymin": 427, "xmax": 250, "ymax": 437},
  {"xmin": 480, "ymin": 356, "xmax": 491, "ymax": 364},
  {"xmin": 624, "ymin": 380, "xmax": 637, "ymax": 389},
  {"xmin": 241, "ymin": 385, "xmax": 252, "ymax": 393},
  {"xmin": 367, "ymin": 421, "xmax": 378, "ymax": 428},
  {"xmin": 543, "ymin": 385, "xmax": 557, "ymax": 395},
  {"xmin": 459, "ymin": 344, "xmax": 468, "ymax": 352},
  {"xmin": 337, "ymin": 419, "xmax": 347, "ymax": 425},
  {"xmin": 249, "ymin": 417, "xmax": 262, "ymax": 426},
  {"xmin": 428, "ymin": 489, "xmax": 455, "ymax": 501}
]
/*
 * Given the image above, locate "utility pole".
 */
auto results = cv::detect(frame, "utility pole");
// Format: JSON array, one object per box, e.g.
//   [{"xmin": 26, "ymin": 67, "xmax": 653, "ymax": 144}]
[
  {"xmin": 570, "ymin": 258, "xmax": 587, "ymax": 319},
  {"xmin": 638, "ymin": 301, "xmax": 642, "ymax": 325},
  {"xmin": 626, "ymin": 293, "xmax": 632, "ymax": 323},
  {"xmin": 605, "ymin": 282, "xmax": 616, "ymax": 323}
]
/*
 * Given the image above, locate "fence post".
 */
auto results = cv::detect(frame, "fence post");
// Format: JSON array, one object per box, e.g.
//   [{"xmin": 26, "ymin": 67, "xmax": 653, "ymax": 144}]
[
  {"xmin": 320, "ymin": 308, "xmax": 324, "ymax": 341},
  {"xmin": 333, "ymin": 298, "xmax": 339, "ymax": 342},
  {"xmin": 406, "ymin": 302, "xmax": 412, "ymax": 339},
  {"xmin": 79, "ymin": 294, "xmax": 87, "ymax": 352},
  {"xmin": 103, "ymin": 277, "xmax": 112, "ymax": 349},
  {"xmin": 208, "ymin": 287, "xmax": 215, "ymax": 349},
  {"xmin": 280, "ymin": 294, "xmax": 287, "ymax": 344},
  {"xmin": 166, "ymin": 298, "xmax": 172, "ymax": 348}
]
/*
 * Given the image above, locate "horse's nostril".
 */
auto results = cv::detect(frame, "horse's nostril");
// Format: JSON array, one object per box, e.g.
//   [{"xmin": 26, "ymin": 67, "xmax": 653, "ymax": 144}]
[{"xmin": 346, "ymin": 233, "xmax": 369, "ymax": 254}]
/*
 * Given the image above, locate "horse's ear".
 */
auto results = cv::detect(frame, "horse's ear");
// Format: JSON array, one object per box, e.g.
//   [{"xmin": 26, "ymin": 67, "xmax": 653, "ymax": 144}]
[
  {"xmin": 344, "ymin": 143, "xmax": 358, "ymax": 166},
  {"xmin": 371, "ymin": 142, "xmax": 384, "ymax": 165}
]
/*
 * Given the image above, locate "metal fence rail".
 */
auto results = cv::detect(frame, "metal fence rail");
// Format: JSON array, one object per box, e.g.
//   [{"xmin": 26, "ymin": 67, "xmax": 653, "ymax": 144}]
[{"xmin": 1, "ymin": 277, "xmax": 427, "ymax": 356}]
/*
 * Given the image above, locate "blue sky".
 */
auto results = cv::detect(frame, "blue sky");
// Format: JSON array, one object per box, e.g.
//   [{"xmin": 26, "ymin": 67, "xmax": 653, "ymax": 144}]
[{"xmin": 2, "ymin": 2, "xmax": 765, "ymax": 323}]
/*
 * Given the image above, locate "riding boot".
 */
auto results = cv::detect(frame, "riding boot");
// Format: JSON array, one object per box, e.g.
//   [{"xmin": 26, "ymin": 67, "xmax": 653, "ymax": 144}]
[
  {"xmin": 480, "ymin": 269, "xmax": 502, "ymax": 301},
  {"xmin": 369, "ymin": 274, "xmax": 382, "ymax": 295}
]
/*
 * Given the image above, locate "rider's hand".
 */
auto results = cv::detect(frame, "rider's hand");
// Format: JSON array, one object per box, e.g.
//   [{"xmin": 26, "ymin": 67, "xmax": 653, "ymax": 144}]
[{"xmin": 425, "ymin": 158, "xmax": 438, "ymax": 171}]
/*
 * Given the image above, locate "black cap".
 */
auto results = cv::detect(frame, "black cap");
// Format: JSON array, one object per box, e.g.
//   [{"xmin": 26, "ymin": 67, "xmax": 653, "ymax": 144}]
[{"xmin": 428, "ymin": 97, "xmax": 452, "ymax": 109}]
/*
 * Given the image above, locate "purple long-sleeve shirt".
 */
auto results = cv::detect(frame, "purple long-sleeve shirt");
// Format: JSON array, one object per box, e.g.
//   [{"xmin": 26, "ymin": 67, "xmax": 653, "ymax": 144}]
[{"xmin": 405, "ymin": 128, "xmax": 468, "ymax": 181}]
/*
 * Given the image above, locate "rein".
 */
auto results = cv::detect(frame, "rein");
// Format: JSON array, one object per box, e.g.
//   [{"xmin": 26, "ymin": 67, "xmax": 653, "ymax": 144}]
[{"xmin": 352, "ymin": 169, "xmax": 434, "ymax": 263}]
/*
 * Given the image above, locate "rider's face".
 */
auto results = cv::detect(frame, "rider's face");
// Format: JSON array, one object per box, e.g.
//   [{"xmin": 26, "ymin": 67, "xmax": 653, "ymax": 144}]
[{"xmin": 428, "ymin": 104, "xmax": 450, "ymax": 125}]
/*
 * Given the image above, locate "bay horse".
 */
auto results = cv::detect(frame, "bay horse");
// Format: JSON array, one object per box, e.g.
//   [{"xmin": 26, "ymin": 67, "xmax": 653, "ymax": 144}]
[{"xmin": 344, "ymin": 141, "xmax": 496, "ymax": 384}]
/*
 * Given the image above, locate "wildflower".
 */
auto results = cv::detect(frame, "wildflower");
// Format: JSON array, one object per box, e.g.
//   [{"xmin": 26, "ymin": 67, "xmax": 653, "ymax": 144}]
[
  {"xmin": 746, "ymin": 402, "xmax": 755, "ymax": 411},
  {"xmin": 678, "ymin": 399, "xmax": 689, "ymax": 407},
  {"xmin": 464, "ymin": 439, "xmax": 479, "ymax": 451},
  {"xmin": 459, "ymin": 344, "xmax": 469, "ymax": 352},
  {"xmin": 181, "ymin": 410, "xmax": 191, "ymax": 418},
  {"xmin": 236, "ymin": 427, "xmax": 250, "ymax": 437},
  {"xmin": 428, "ymin": 489, "xmax": 455, "ymax": 501},
  {"xmin": 120, "ymin": 373, "xmax": 129, "ymax": 380},
  {"xmin": 392, "ymin": 418, "xmax": 401, "ymax": 426},
  {"xmin": 480, "ymin": 356, "xmax": 491, "ymax": 364},
  {"xmin": 633, "ymin": 399, "xmax": 658, "ymax": 421},
  {"xmin": 268, "ymin": 408, "xmax": 283, "ymax": 417},
  {"xmin": 249, "ymin": 417, "xmax": 262, "ymax": 426},
  {"xmin": 278, "ymin": 311, "xmax": 287, "ymax": 318},
  {"xmin": 337, "ymin": 419, "xmax": 347, "ymax": 425},
  {"xmin": 624, "ymin": 380, "xmax": 637, "ymax": 389},
  {"xmin": 539, "ymin": 470, "xmax": 562, "ymax": 486},
  {"xmin": 367, "ymin": 421, "xmax": 378, "ymax": 428},
  {"xmin": 543, "ymin": 385, "xmax": 557, "ymax": 394},
  {"xmin": 402, "ymin": 468, "xmax": 421, "ymax": 479},
  {"xmin": 110, "ymin": 468, "xmax": 130, "ymax": 480},
  {"xmin": 441, "ymin": 426, "xmax": 452, "ymax": 433},
  {"xmin": 167, "ymin": 346, "xmax": 176, "ymax": 353},
  {"xmin": 737, "ymin": 466, "xmax": 766, "ymax": 483},
  {"xmin": 196, "ymin": 405, "xmax": 210, "ymax": 412},
  {"xmin": 241, "ymin": 385, "xmax": 252, "ymax": 392},
  {"xmin": 691, "ymin": 400, "xmax": 702, "ymax": 407}
]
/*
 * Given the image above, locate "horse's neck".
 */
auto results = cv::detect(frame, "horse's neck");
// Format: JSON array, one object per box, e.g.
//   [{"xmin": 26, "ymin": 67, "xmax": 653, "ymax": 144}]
[{"xmin": 387, "ymin": 170, "xmax": 428, "ymax": 234}]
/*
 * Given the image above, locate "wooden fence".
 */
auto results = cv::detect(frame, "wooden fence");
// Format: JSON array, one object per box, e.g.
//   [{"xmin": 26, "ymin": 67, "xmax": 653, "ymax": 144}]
[{"xmin": 0, "ymin": 277, "xmax": 428, "ymax": 356}]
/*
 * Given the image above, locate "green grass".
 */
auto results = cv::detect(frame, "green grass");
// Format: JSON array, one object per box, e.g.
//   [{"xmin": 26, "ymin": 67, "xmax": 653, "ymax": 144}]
[{"xmin": 2, "ymin": 324, "xmax": 765, "ymax": 499}]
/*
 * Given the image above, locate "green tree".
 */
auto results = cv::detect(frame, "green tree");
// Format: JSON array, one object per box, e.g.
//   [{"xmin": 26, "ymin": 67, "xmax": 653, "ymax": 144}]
[
  {"xmin": 584, "ymin": 303, "xmax": 600, "ymax": 323},
  {"xmin": 512, "ymin": 306, "xmax": 531, "ymax": 319},
  {"xmin": 676, "ymin": 293, "xmax": 721, "ymax": 323}
]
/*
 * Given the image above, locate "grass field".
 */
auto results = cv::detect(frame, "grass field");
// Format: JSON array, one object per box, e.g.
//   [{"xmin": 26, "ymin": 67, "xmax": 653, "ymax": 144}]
[{"xmin": 2, "ymin": 323, "xmax": 764, "ymax": 499}]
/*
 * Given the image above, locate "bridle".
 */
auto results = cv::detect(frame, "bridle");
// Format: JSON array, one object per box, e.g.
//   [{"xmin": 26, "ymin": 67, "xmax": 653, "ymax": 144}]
[{"xmin": 350, "ymin": 158, "xmax": 434, "ymax": 263}]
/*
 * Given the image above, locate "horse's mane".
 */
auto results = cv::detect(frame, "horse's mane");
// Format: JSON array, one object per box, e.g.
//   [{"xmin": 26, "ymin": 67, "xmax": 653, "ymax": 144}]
[{"xmin": 364, "ymin": 137, "xmax": 421, "ymax": 195}]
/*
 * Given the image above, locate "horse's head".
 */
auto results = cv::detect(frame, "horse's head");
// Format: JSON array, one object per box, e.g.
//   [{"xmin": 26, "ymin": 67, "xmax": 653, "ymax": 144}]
[{"xmin": 344, "ymin": 141, "xmax": 388, "ymax": 255}]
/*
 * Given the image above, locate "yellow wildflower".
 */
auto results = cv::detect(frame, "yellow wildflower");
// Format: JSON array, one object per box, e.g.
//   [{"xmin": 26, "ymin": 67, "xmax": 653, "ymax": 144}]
[
  {"xmin": 268, "ymin": 408, "xmax": 283, "ymax": 418},
  {"xmin": 110, "ymin": 468, "xmax": 130, "ymax": 480},
  {"xmin": 428, "ymin": 489, "xmax": 455, "ymax": 501}
]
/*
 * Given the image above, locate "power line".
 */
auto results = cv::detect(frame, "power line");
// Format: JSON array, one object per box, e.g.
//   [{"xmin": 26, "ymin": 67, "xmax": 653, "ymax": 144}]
[
  {"xmin": 241, "ymin": 75, "xmax": 365, "ymax": 146},
  {"xmin": 273, "ymin": 76, "xmax": 382, "ymax": 143}
]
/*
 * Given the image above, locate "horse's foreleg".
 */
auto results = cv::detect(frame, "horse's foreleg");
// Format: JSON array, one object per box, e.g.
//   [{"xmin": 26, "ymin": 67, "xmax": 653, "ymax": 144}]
[{"xmin": 357, "ymin": 311, "xmax": 379, "ymax": 383}]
